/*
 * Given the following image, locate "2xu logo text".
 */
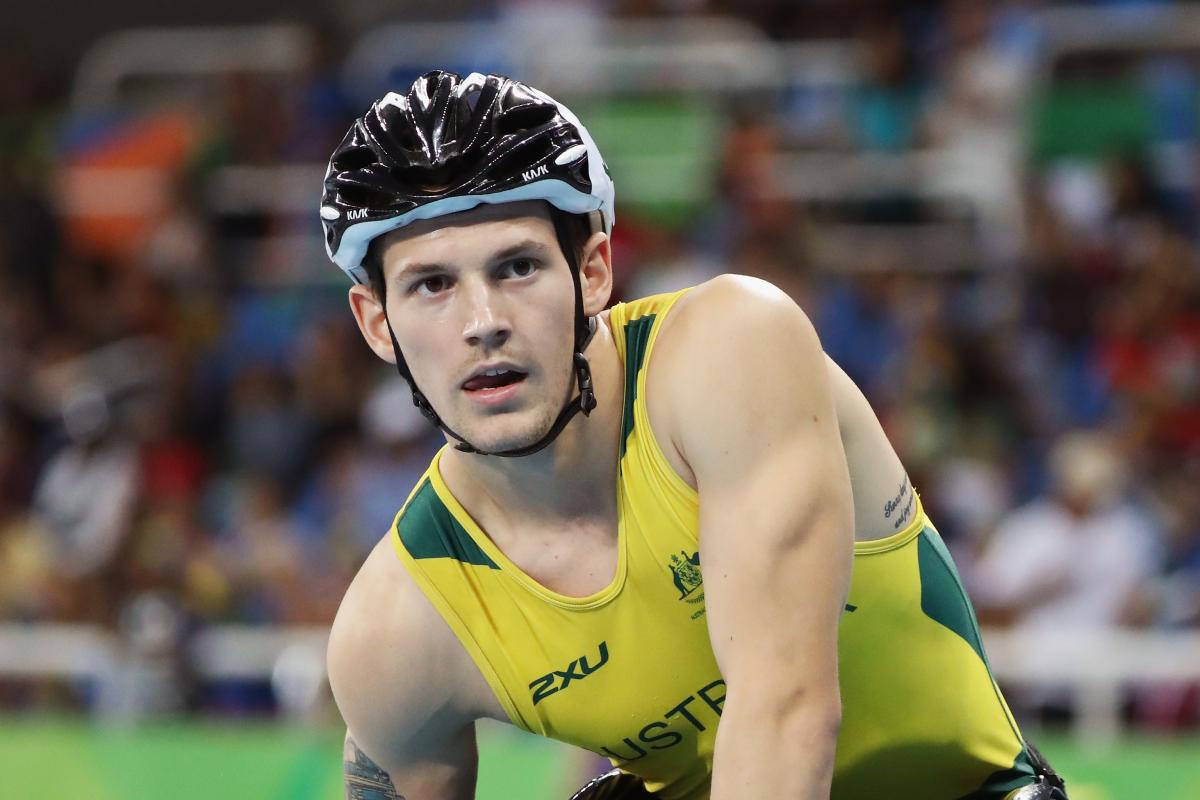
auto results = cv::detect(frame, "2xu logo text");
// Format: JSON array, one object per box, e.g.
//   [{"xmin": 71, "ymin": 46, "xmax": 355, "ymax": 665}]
[{"xmin": 529, "ymin": 641, "xmax": 609, "ymax": 706}]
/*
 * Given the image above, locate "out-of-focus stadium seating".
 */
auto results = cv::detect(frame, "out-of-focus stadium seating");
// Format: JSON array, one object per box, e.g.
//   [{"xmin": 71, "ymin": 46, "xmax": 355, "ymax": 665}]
[{"xmin": 1, "ymin": 2, "xmax": 1199, "ymax": 748}]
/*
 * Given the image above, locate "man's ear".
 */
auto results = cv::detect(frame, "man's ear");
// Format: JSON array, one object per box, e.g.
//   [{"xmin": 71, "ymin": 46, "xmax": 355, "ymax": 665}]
[
  {"xmin": 579, "ymin": 231, "xmax": 613, "ymax": 316},
  {"xmin": 348, "ymin": 284, "xmax": 398, "ymax": 364}
]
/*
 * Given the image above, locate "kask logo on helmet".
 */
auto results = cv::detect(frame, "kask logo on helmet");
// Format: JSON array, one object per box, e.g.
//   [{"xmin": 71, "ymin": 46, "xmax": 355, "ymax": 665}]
[{"xmin": 521, "ymin": 164, "xmax": 549, "ymax": 182}]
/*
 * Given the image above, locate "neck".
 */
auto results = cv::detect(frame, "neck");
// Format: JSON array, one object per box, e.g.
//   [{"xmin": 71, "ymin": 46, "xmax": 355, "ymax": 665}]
[{"xmin": 439, "ymin": 314, "xmax": 623, "ymax": 531}]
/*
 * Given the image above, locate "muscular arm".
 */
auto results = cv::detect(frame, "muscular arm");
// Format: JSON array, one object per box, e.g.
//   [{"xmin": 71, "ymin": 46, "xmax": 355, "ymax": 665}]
[
  {"xmin": 329, "ymin": 539, "xmax": 480, "ymax": 800},
  {"xmin": 663, "ymin": 276, "xmax": 853, "ymax": 799}
]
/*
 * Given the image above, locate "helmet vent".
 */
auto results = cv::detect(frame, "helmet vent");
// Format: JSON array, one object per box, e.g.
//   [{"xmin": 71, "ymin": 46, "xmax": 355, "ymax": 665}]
[
  {"xmin": 464, "ymin": 88, "xmax": 482, "ymax": 113},
  {"xmin": 497, "ymin": 104, "xmax": 557, "ymax": 137},
  {"xmin": 333, "ymin": 146, "xmax": 377, "ymax": 172},
  {"xmin": 393, "ymin": 164, "xmax": 454, "ymax": 196},
  {"xmin": 338, "ymin": 186, "xmax": 396, "ymax": 209}
]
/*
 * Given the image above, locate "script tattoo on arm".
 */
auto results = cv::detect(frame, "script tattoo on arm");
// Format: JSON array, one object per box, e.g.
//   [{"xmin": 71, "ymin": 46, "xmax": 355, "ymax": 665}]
[
  {"xmin": 344, "ymin": 737, "xmax": 405, "ymax": 800},
  {"xmin": 883, "ymin": 474, "xmax": 915, "ymax": 531}
]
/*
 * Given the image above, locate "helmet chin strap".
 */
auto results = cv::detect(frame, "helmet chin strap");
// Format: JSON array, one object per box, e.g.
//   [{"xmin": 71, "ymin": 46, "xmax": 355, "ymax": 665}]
[{"xmin": 380, "ymin": 212, "xmax": 598, "ymax": 458}]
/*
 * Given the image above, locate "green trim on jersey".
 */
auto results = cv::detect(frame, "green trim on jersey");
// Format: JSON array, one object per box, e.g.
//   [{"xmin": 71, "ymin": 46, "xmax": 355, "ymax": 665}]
[
  {"xmin": 917, "ymin": 528, "xmax": 987, "ymax": 663},
  {"xmin": 958, "ymin": 746, "xmax": 1039, "ymax": 800},
  {"xmin": 620, "ymin": 314, "xmax": 657, "ymax": 457},
  {"xmin": 396, "ymin": 479, "xmax": 500, "ymax": 569}
]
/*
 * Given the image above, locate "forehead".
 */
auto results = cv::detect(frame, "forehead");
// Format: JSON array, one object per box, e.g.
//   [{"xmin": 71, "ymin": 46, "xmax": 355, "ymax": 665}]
[{"xmin": 378, "ymin": 201, "xmax": 558, "ymax": 272}]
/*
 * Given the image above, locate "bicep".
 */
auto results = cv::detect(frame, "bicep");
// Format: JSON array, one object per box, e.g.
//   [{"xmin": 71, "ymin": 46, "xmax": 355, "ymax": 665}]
[
  {"xmin": 824, "ymin": 354, "xmax": 914, "ymax": 540},
  {"xmin": 330, "ymin": 549, "xmax": 480, "ymax": 800},
  {"xmin": 670, "ymin": 277, "xmax": 854, "ymax": 688}
]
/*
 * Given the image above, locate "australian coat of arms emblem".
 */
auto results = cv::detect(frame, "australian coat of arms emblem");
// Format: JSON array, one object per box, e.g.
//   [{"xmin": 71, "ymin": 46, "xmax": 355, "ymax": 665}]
[{"xmin": 669, "ymin": 550, "xmax": 703, "ymax": 600}]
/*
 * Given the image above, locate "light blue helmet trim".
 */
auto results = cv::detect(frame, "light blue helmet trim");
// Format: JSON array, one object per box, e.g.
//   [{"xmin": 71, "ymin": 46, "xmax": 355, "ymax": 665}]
[
  {"xmin": 539, "ymin": 88, "xmax": 615, "ymax": 233},
  {"xmin": 327, "ymin": 178, "xmax": 605, "ymax": 284}
]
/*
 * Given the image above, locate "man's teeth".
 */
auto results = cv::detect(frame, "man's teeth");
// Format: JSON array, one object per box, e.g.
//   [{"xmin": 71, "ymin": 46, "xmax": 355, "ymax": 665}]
[{"xmin": 482, "ymin": 368, "xmax": 508, "ymax": 377}]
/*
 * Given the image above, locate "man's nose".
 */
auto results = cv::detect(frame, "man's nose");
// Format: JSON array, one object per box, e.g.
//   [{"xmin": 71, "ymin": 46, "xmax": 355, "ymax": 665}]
[{"xmin": 460, "ymin": 281, "xmax": 512, "ymax": 349}]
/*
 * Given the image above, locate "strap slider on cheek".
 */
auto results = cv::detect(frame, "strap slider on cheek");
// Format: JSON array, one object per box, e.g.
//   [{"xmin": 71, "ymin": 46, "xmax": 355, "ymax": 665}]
[{"xmin": 575, "ymin": 352, "xmax": 596, "ymax": 416}]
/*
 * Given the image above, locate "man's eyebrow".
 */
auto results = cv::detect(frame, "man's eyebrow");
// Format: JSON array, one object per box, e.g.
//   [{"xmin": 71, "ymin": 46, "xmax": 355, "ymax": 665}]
[
  {"xmin": 490, "ymin": 239, "xmax": 552, "ymax": 262},
  {"xmin": 393, "ymin": 240, "xmax": 552, "ymax": 281},
  {"xmin": 394, "ymin": 261, "xmax": 449, "ymax": 281}
]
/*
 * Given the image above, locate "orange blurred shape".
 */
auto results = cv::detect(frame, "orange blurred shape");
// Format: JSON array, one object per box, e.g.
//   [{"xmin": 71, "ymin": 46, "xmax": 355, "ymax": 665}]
[{"xmin": 55, "ymin": 110, "xmax": 197, "ymax": 265}]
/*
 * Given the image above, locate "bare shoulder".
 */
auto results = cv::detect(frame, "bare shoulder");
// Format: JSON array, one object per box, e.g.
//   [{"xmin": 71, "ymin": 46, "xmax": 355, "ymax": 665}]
[
  {"xmin": 652, "ymin": 274, "xmax": 819, "ymax": 393},
  {"xmin": 664, "ymin": 274, "xmax": 807, "ymax": 342},
  {"xmin": 644, "ymin": 275, "xmax": 820, "ymax": 482},
  {"xmin": 327, "ymin": 536, "xmax": 489, "ymax": 766}
]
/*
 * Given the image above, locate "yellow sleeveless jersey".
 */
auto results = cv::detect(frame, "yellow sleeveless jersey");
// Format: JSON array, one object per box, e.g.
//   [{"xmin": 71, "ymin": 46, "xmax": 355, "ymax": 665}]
[{"xmin": 389, "ymin": 289, "xmax": 1040, "ymax": 800}]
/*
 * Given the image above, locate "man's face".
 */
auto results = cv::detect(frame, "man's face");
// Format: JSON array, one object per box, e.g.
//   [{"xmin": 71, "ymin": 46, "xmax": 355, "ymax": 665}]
[{"xmin": 376, "ymin": 202, "xmax": 579, "ymax": 453}]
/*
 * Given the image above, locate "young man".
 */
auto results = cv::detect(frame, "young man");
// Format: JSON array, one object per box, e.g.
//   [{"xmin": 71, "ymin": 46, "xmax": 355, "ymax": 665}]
[{"xmin": 320, "ymin": 71, "xmax": 1067, "ymax": 800}]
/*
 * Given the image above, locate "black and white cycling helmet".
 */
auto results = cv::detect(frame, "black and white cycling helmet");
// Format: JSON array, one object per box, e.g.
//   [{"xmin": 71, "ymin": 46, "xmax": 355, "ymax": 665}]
[
  {"xmin": 321, "ymin": 69, "xmax": 614, "ymax": 285},
  {"xmin": 319, "ymin": 70, "xmax": 615, "ymax": 458}
]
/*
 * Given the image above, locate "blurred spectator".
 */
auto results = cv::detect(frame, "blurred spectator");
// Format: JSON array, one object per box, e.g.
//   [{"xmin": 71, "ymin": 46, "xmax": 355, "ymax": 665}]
[
  {"xmin": 0, "ymin": 405, "xmax": 52, "ymax": 620},
  {"xmin": 0, "ymin": 45, "xmax": 59, "ymax": 317},
  {"xmin": 816, "ymin": 272, "xmax": 909, "ymax": 402},
  {"xmin": 291, "ymin": 315, "xmax": 377, "ymax": 450},
  {"xmin": 31, "ymin": 385, "xmax": 138, "ymax": 623},
  {"xmin": 1151, "ymin": 458, "xmax": 1200, "ymax": 629},
  {"xmin": 1095, "ymin": 222, "xmax": 1200, "ymax": 466},
  {"xmin": 226, "ymin": 363, "xmax": 309, "ymax": 489},
  {"xmin": 1131, "ymin": 456, "xmax": 1200, "ymax": 729},
  {"xmin": 926, "ymin": 0, "xmax": 1031, "ymax": 264},
  {"xmin": 848, "ymin": 15, "xmax": 929, "ymax": 153},
  {"xmin": 711, "ymin": 113, "xmax": 796, "ymax": 252},
  {"xmin": 217, "ymin": 473, "xmax": 329, "ymax": 624},
  {"xmin": 971, "ymin": 429, "xmax": 1161, "ymax": 630},
  {"xmin": 624, "ymin": 226, "xmax": 722, "ymax": 298},
  {"xmin": 295, "ymin": 375, "xmax": 442, "ymax": 566}
]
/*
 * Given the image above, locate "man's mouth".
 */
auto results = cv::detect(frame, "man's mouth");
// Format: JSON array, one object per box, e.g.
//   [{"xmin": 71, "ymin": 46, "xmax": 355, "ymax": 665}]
[{"xmin": 462, "ymin": 368, "xmax": 527, "ymax": 393}]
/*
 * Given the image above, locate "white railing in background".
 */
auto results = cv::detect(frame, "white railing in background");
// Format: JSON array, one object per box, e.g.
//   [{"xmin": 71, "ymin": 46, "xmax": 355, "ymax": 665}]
[
  {"xmin": 72, "ymin": 5, "xmax": 1200, "ymax": 116},
  {"xmin": 0, "ymin": 624, "xmax": 330, "ymax": 720},
  {"xmin": 339, "ymin": 17, "xmax": 790, "ymax": 104},
  {"xmin": 188, "ymin": 625, "xmax": 328, "ymax": 681},
  {"xmin": 2, "ymin": 624, "xmax": 1199, "ymax": 740},
  {"xmin": 193, "ymin": 156, "xmax": 984, "ymax": 282},
  {"xmin": 1034, "ymin": 5, "xmax": 1200, "ymax": 81},
  {"xmin": 0, "ymin": 624, "xmax": 119, "ymax": 681},
  {"xmin": 68, "ymin": 24, "xmax": 315, "ymax": 114},
  {"xmin": 203, "ymin": 164, "xmax": 327, "ymax": 217},
  {"xmin": 983, "ymin": 628, "xmax": 1200, "ymax": 744}
]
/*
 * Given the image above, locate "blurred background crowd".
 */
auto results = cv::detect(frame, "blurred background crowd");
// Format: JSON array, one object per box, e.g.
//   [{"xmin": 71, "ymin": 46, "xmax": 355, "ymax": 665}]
[{"xmin": 0, "ymin": 0, "xmax": 1198, "ymax": 734}]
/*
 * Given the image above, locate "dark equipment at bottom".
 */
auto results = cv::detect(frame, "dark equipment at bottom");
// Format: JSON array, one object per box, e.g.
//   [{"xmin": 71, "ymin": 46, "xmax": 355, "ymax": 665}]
[
  {"xmin": 567, "ymin": 741, "xmax": 1069, "ymax": 799},
  {"xmin": 569, "ymin": 769, "xmax": 654, "ymax": 800}
]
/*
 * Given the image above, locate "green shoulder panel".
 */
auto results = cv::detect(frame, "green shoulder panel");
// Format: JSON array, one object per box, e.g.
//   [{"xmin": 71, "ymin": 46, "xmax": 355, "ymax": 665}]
[
  {"xmin": 396, "ymin": 479, "xmax": 499, "ymax": 569},
  {"xmin": 916, "ymin": 527, "xmax": 988, "ymax": 664},
  {"xmin": 620, "ymin": 314, "xmax": 657, "ymax": 457}
]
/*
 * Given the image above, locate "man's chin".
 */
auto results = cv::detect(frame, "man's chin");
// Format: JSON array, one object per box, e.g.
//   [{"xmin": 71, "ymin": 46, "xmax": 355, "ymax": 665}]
[{"xmin": 451, "ymin": 413, "xmax": 559, "ymax": 455}]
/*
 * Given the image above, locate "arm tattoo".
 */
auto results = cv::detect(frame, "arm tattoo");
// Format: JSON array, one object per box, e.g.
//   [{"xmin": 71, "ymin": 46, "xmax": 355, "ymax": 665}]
[
  {"xmin": 884, "ymin": 474, "xmax": 915, "ymax": 530},
  {"xmin": 344, "ymin": 737, "xmax": 405, "ymax": 800}
]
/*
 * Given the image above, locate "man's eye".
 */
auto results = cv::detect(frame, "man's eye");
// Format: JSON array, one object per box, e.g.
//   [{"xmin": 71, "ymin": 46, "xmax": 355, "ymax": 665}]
[
  {"xmin": 503, "ymin": 259, "xmax": 537, "ymax": 278},
  {"xmin": 415, "ymin": 276, "xmax": 449, "ymax": 295}
]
